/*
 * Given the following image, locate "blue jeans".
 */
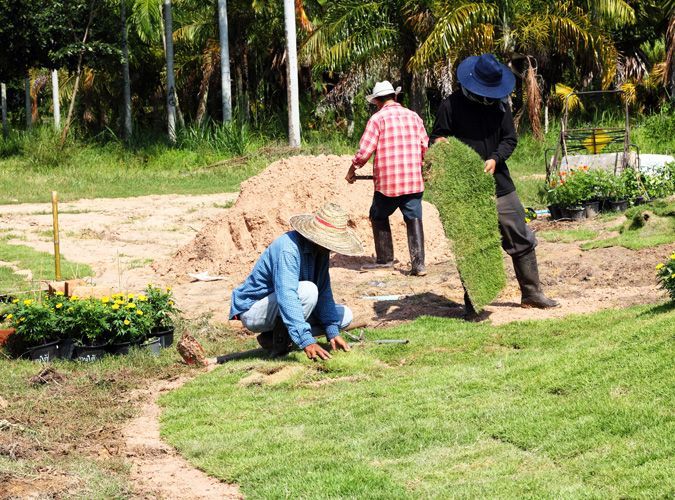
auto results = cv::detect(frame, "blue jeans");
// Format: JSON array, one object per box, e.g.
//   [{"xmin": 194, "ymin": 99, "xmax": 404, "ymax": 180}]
[
  {"xmin": 369, "ymin": 191, "xmax": 423, "ymax": 221},
  {"xmin": 239, "ymin": 281, "xmax": 353, "ymax": 336}
]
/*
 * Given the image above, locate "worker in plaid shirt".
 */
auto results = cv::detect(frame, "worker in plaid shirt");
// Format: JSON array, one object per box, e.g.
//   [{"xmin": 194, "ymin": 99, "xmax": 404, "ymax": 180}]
[{"xmin": 346, "ymin": 81, "xmax": 429, "ymax": 276}]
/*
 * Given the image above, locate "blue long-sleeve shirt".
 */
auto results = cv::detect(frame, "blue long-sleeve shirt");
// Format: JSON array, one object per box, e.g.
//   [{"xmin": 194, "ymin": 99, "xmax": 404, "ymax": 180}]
[{"xmin": 229, "ymin": 231, "xmax": 341, "ymax": 349}]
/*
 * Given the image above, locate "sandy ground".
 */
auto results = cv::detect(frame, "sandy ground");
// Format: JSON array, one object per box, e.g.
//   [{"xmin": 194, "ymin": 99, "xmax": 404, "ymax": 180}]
[{"xmin": 1, "ymin": 191, "xmax": 670, "ymax": 328}]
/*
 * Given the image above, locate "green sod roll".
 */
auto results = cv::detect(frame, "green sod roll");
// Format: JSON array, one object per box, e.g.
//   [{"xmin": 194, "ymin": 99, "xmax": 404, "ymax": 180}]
[{"xmin": 425, "ymin": 138, "xmax": 506, "ymax": 311}]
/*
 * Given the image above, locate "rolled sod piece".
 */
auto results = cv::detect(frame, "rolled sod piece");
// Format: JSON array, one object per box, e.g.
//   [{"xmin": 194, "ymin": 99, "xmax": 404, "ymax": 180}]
[{"xmin": 425, "ymin": 139, "xmax": 506, "ymax": 311}]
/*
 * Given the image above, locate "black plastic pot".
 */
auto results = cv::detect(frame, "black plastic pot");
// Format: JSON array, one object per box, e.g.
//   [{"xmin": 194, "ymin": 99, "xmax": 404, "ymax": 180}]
[
  {"xmin": 547, "ymin": 204, "xmax": 562, "ymax": 220},
  {"xmin": 142, "ymin": 337, "xmax": 161, "ymax": 356},
  {"xmin": 583, "ymin": 200, "xmax": 600, "ymax": 218},
  {"xmin": 152, "ymin": 326, "xmax": 174, "ymax": 348},
  {"xmin": 73, "ymin": 344, "xmax": 107, "ymax": 362},
  {"xmin": 108, "ymin": 342, "xmax": 132, "ymax": 356},
  {"xmin": 27, "ymin": 340, "xmax": 60, "ymax": 362},
  {"xmin": 56, "ymin": 338, "xmax": 75, "ymax": 360},
  {"xmin": 633, "ymin": 196, "xmax": 647, "ymax": 206},
  {"xmin": 608, "ymin": 200, "xmax": 628, "ymax": 212},
  {"xmin": 561, "ymin": 206, "xmax": 586, "ymax": 221}
]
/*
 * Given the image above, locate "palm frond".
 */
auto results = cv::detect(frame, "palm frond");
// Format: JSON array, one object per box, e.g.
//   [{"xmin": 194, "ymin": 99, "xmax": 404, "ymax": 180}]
[
  {"xmin": 587, "ymin": 0, "xmax": 636, "ymax": 26},
  {"xmin": 410, "ymin": 2, "xmax": 497, "ymax": 69},
  {"xmin": 130, "ymin": 0, "xmax": 163, "ymax": 44},
  {"xmin": 554, "ymin": 83, "xmax": 584, "ymax": 112}
]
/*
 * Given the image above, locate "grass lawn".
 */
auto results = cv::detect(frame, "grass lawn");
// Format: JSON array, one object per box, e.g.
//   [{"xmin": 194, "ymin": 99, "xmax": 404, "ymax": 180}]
[
  {"xmin": 0, "ymin": 235, "xmax": 94, "ymax": 293},
  {"xmin": 160, "ymin": 304, "xmax": 675, "ymax": 499}
]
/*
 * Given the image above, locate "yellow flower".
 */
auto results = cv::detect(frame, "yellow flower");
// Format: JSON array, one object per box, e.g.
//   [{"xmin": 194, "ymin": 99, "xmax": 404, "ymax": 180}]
[
  {"xmin": 19, "ymin": 317, "xmax": 25, "ymax": 322},
  {"xmin": 671, "ymin": 273, "xmax": 675, "ymax": 278},
  {"xmin": 671, "ymin": 253, "xmax": 675, "ymax": 260},
  {"xmin": 136, "ymin": 310, "xmax": 143, "ymax": 316},
  {"xmin": 112, "ymin": 304, "xmax": 120, "ymax": 310},
  {"xmin": 115, "ymin": 300, "xmax": 124, "ymax": 305},
  {"xmin": 55, "ymin": 291, "xmax": 64, "ymax": 296},
  {"xmin": 126, "ymin": 303, "xmax": 136, "ymax": 309},
  {"xmin": 128, "ymin": 293, "xmax": 135, "ymax": 299},
  {"xmin": 6, "ymin": 314, "xmax": 12, "ymax": 320},
  {"xmin": 23, "ymin": 299, "xmax": 33, "ymax": 306},
  {"xmin": 55, "ymin": 303, "xmax": 63, "ymax": 309},
  {"xmin": 168, "ymin": 301, "xmax": 174, "ymax": 306},
  {"xmin": 656, "ymin": 263, "xmax": 665, "ymax": 270},
  {"xmin": 12, "ymin": 299, "xmax": 18, "ymax": 304},
  {"xmin": 69, "ymin": 295, "xmax": 79, "ymax": 302},
  {"xmin": 137, "ymin": 294, "xmax": 147, "ymax": 302},
  {"xmin": 124, "ymin": 319, "xmax": 130, "ymax": 325},
  {"xmin": 166, "ymin": 287, "xmax": 172, "ymax": 292},
  {"xmin": 101, "ymin": 296, "xmax": 110, "ymax": 303}
]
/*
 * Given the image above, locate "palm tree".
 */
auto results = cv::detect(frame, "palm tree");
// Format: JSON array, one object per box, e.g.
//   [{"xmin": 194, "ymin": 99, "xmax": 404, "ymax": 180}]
[
  {"xmin": 665, "ymin": 0, "xmax": 675, "ymax": 99},
  {"xmin": 163, "ymin": 0, "xmax": 177, "ymax": 142},
  {"xmin": 284, "ymin": 0, "xmax": 301, "ymax": 147},
  {"xmin": 121, "ymin": 0, "xmax": 133, "ymax": 140},
  {"xmin": 1, "ymin": 83, "xmax": 7, "ymax": 138},
  {"xmin": 51, "ymin": 70, "xmax": 61, "ymax": 130},
  {"xmin": 218, "ymin": 0, "xmax": 232, "ymax": 122}
]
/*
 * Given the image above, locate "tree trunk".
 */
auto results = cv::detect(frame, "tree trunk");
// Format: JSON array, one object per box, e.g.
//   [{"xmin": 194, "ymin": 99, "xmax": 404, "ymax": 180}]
[
  {"xmin": 60, "ymin": 1, "xmax": 95, "ymax": 147},
  {"xmin": 121, "ymin": 0, "xmax": 133, "ymax": 140},
  {"xmin": 410, "ymin": 71, "xmax": 425, "ymax": 116},
  {"xmin": 195, "ymin": 62, "xmax": 213, "ymax": 125},
  {"xmin": 24, "ymin": 77, "xmax": 31, "ymax": 129},
  {"xmin": 1, "ymin": 83, "xmax": 7, "ymax": 138},
  {"xmin": 51, "ymin": 70, "xmax": 61, "ymax": 130},
  {"xmin": 163, "ymin": 0, "xmax": 176, "ymax": 142},
  {"xmin": 283, "ymin": 0, "xmax": 301, "ymax": 147},
  {"xmin": 217, "ymin": 0, "xmax": 232, "ymax": 122}
]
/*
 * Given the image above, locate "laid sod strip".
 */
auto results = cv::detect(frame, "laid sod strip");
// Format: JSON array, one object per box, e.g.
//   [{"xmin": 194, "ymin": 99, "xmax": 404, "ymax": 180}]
[
  {"xmin": 0, "ymin": 238, "xmax": 93, "ymax": 291},
  {"xmin": 581, "ymin": 213, "xmax": 675, "ymax": 251},
  {"xmin": 160, "ymin": 304, "xmax": 675, "ymax": 499},
  {"xmin": 425, "ymin": 139, "xmax": 505, "ymax": 310}
]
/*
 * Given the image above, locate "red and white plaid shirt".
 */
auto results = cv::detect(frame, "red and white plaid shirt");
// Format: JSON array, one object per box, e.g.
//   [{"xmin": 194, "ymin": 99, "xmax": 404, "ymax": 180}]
[{"xmin": 352, "ymin": 102, "xmax": 429, "ymax": 197}]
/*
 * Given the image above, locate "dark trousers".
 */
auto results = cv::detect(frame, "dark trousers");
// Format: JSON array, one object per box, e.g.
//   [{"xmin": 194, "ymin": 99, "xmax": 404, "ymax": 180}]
[
  {"xmin": 497, "ymin": 190, "xmax": 537, "ymax": 257},
  {"xmin": 369, "ymin": 191, "xmax": 424, "ymax": 221}
]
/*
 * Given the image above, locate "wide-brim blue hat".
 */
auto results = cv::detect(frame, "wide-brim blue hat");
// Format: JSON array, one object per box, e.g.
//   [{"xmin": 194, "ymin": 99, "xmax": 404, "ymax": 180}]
[{"xmin": 457, "ymin": 54, "xmax": 515, "ymax": 100}]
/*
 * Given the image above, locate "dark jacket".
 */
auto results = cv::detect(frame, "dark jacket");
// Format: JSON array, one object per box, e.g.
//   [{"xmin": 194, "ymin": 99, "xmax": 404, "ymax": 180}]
[{"xmin": 429, "ymin": 92, "xmax": 517, "ymax": 197}]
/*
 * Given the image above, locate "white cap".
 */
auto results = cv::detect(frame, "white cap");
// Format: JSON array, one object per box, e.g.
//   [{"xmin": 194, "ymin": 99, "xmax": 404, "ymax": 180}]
[{"xmin": 366, "ymin": 81, "xmax": 402, "ymax": 104}]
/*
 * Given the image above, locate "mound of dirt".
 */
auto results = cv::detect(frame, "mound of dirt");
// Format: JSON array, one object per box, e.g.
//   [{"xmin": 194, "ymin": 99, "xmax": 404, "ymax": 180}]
[{"xmin": 160, "ymin": 155, "xmax": 451, "ymax": 283}]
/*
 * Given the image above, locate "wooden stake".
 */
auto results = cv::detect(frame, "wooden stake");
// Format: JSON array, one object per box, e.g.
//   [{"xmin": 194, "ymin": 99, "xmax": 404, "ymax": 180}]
[{"xmin": 51, "ymin": 191, "xmax": 62, "ymax": 281}]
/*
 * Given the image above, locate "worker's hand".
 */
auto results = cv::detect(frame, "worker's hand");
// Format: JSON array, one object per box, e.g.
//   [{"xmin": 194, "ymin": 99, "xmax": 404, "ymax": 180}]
[
  {"xmin": 484, "ymin": 158, "xmax": 496, "ymax": 175},
  {"xmin": 345, "ymin": 166, "xmax": 357, "ymax": 184},
  {"xmin": 330, "ymin": 335, "xmax": 351, "ymax": 352},
  {"xmin": 304, "ymin": 342, "xmax": 332, "ymax": 361},
  {"xmin": 433, "ymin": 137, "xmax": 448, "ymax": 144}
]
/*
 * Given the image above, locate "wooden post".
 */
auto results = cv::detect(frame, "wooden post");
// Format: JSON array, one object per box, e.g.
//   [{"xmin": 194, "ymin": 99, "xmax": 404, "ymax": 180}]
[
  {"xmin": 52, "ymin": 70, "xmax": 61, "ymax": 130},
  {"xmin": 1, "ymin": 83, "xmax": 7, "ymax": 138},
  {"xmin": 218, "ymin": 0, "xmax": 232, "ymax": 122},
  {"xmin": 51, "ymin": 191, "xmax": 62, "ymax": 281},
  {"xmin": 24, "ymin": 77, "xmax": 31, "ymax": 129},
  {"xmin": 283, "ymin": 0, "xmax": 301, "ymax": 147}
]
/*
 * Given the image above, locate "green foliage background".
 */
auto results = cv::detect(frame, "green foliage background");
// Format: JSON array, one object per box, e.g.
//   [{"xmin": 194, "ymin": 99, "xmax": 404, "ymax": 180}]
[{"xmin": 425, "ymin": 139, "xmax": 505, "ymax": 310}]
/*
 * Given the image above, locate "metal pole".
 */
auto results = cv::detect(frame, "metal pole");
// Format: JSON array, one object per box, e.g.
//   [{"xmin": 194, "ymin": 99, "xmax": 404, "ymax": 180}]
[
  {"xmin": 163, "ymin": 0, "xmax": 176, "ymax": 143},
  {"xmin": 283, "ymin": 0, "xmax": 301, "ymax": 147},
  {"xmin": 52, "ymin": 70, "xmax": 61, "ymax": 130},
  {"xmin": 218, "ymin": 0, "xmax": 232, "ymax": 122},
  {"xmin": 1, "ymin": 83, "xmax": 7, "ymax": 138},
  {"xmin": 51, "ymin": 191, "xmax": 62, "ymax": 281},
  {"xmin": 24, "ymin": 77, "xmax": 32, "ymax": 129}
]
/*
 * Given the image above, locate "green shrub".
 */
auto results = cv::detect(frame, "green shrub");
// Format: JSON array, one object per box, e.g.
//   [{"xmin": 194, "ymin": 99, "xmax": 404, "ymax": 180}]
[
  {"xmin": 425, "ymin": 139, "xmax": 506, "ymax": 311},
  {"xmin": 656, "ymin": 253, "xmax": 675, "ymax": 301}
]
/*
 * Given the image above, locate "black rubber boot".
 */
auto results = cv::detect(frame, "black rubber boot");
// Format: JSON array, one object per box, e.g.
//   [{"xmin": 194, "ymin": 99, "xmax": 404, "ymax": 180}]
[
  {"xmin": 405, "ymin": 218, "xmax": 426, "ymax": 276},
  {"xmin": 512, "ymin": 250, "xmax": 560, "ymax": 308},
  {"xmin": 256, "ymin": 317, "xmax": 293, "ymax": 356},
  {"xmin": 361, "ymin": 218, "xmax": 395, "ymax": 270}
]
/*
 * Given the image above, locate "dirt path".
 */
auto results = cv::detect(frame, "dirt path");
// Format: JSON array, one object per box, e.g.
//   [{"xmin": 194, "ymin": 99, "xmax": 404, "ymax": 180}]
[{"xmin": 122, "ymin": 372, "xmax": 241, "ymax": 499}]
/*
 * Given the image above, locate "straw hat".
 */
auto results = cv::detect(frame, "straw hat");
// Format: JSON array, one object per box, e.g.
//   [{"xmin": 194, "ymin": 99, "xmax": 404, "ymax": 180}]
[
  {"xmin": 290, "ymin": 203, "xmax": 364, "ymax": 256},
  {"xmin": 366, "ymin": 80, "xmax": 402, "ymax": 104}
]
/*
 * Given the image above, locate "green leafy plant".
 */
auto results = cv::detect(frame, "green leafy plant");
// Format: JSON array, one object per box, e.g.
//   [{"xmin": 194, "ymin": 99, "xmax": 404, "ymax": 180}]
[
  {"xmin": 145, "ymin": 285, "xmax": 178, "ymax": 330},
  {"xmin": 425, "ymin": 139, "xmax": 505, "ymax": 311},
  {"xmin": 656, "ymin": 253, "xmax": 675, "ymax": 301},
  {"xmin": 105, "ymin": 292, "xmax": 153, "ymax": 344},
  {"xmin": 5, "ymin": 296, "xmax": 57, "ymax": 346}
]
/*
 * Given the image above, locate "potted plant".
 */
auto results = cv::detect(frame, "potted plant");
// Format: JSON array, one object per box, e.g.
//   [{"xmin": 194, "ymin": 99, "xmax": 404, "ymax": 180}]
[
  {"xmin": 549, "ymin": 170, "xmax": 588, "ymax": 220},
  {"xmin": 5, "ymin": 297, "xmax": 60, "ymax": 362},
  {"xmin": 606, "ymin": 174, "xmax": 628, "ymax": 212},
  {"xmin": 145, "ymin": 285, "xmax": 178, "ymax": 348},
  {"xmin": 656, "ymin": 253, "xmax": 675, "ymax": 302},
  {"xmin": 68, "ymin": 297, "xmax": 111, "ymax": 362},
  {"xmin": 0, "ymin": 302, "xmax": 16, "ymax": 347},
  {"xmin": 106, "ymin": 293, "xmax": 153, "ymax": 355}
]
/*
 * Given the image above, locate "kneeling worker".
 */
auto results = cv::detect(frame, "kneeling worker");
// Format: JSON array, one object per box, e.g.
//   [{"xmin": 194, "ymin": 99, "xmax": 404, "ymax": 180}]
[{"xmin": 229, "ymin": 203, "xmax": 363, "ymax": 360}]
